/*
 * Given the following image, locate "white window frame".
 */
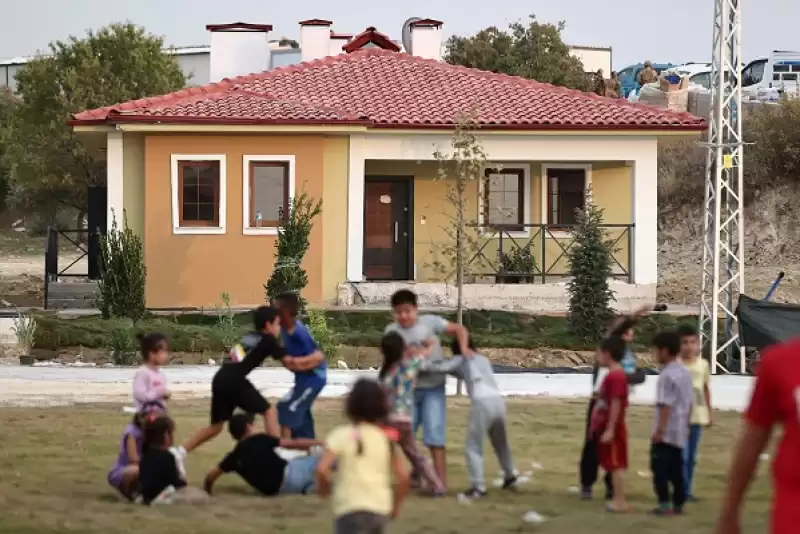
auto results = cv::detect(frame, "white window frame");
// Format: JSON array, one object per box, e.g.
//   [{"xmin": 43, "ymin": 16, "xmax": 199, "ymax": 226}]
[
  {"xmin": 170, "ymin": 154, "xmax": 227, "ymax": 235},
  {"xmin": 540, "ymin": 163, "xmax": 593, "ymax": 238},
  {"xmin": 242, "ymin": 155, "xmax": 296, "ymax": 236},
  {"xmin": 477, "ymin": 163, "xmax": 532, "ymax": 238}
]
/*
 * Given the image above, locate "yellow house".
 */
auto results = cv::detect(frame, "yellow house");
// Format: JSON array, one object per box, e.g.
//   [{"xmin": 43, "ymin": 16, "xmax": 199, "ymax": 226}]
[{"xmin": 71, "ymin": 21, "xmax": 706, "ymax": 311}]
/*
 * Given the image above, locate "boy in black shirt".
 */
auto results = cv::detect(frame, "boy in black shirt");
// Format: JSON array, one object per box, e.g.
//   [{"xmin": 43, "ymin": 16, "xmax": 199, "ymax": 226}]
[
  {"xmin": 180, "ymin": 306, "xmax": 288, "ymax": 459},
  {"xmin": 203, "ymin": 413, "xmax": 322, "ymax": 496}
]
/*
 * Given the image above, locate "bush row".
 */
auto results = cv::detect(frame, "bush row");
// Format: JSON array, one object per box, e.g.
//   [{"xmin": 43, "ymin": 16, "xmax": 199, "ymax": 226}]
[{"xmin": 31, "ymin": 310, "xmax": 699, "ymax": 353}]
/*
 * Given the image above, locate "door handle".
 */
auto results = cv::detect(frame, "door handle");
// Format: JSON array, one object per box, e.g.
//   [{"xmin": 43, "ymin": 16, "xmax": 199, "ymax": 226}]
[{"xmin": 394, "ymin": 222, "xmax": 399, "ymax": 243}]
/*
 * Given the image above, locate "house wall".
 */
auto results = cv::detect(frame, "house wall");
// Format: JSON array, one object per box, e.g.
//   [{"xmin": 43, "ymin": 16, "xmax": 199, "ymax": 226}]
[
  {"xmin": 363, "ymin": 159, "xmax": 633, "ymax": 283},
  {"xmin": 122, "ymin": 134, "xmax": 146, "ymax": 237},
  {"xmin": 142, "ymin": 134, "xmax": 340, "ymax": 309},
  {"xmin": 350, "ymin": 133, "xmax": 659, "ymax": 287}
]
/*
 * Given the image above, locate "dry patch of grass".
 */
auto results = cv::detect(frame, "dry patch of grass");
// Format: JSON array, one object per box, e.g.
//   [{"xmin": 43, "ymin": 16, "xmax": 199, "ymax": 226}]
[{"xmin": 0, "ymin": 398, "xmax": 770, "ymax": 534}]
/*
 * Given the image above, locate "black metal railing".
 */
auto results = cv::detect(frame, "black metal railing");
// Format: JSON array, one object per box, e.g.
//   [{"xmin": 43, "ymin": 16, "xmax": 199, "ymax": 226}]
[
  {"xmin": 44, "ymin": 227, "xmax": 91, "ymax": 309},
  {"xmin": 463, "ymin": 223, "xmax": 634, "ymax": 284}
]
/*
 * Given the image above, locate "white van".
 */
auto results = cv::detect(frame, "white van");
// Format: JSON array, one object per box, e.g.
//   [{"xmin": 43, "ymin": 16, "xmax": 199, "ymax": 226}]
[{"xmin": 741, "ymin": 51, "xmax": 800, "ymax": 100}]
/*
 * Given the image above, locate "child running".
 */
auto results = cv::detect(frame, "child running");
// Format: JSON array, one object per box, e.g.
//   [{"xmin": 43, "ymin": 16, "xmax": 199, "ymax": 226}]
[
  {"xmin": 650, "ymin": 330, "xmax": 693, "ymax": 516},
  {"xmin": 316, "ymin": 378, "xmax": 410, "ymax": 534},
  {"xmin": 590, "ymin": 335, "xmax": 631, "ymax": 513},
  {"xmin": 274, "ymin": 292, "xmax": 327, "ymax": 439},
  {"xmin": 203, "ymin": 413, "xmax": 323, "ymax": 497},
  {"xmin": 132, "ymin": 332, "xmax": 171, "ymax": 412},
  {"xmin": 678, "ymin": 323, "xmax": 711, "ymax": 502},
  {"xmin": 179, "ymin": 306, "xmax": 287, "ymax": 458},
  {"xmin": 385, "ymin": 289, "xmax": 470, "ymax": 489},
  {"xmin": 378, "ymin": 332, "xmax": 445, "ymax": 495},
  {"xmin": 425, "ymin": 337, "xmax": 518, "ymax": 499},
  {"xmin": 139, "ymin": 414, "xmax": 208, "ymax": 505}
]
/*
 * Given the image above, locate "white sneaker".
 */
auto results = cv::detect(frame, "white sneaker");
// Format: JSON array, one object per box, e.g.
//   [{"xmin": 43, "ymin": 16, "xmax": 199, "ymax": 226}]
[
  {"xmin": 151, "ymin": 485, "xmax": 177, "ymax": 505},
  {"xmin": 169, "ymin": 446, "xmax": 187, "ymax": 478}
]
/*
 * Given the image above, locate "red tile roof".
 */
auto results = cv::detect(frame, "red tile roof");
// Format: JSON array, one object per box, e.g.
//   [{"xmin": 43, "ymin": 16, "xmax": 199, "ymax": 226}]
[
  {"xmin": 72, "ymin": 48, "xmax": 706, "ymax": 131},
  {"xmin": 298, "ymin": 19, "xmax": 333, "ymax": 26},
  {"xmin": 342, "ymin": 27, "xmax": 400, "ymax": 53},
  {"xmin": 205, "ymin": 23, "xmax": 273, "ymax": 32}
]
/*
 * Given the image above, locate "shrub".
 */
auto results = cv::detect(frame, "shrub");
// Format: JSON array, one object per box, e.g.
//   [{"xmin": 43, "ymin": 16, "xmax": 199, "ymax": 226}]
[
  {"xmin": 213, "ymin": 292, "xmax": 239, "ymax": 350},
  {"xmin": 109, "ymin": 327, "xmax": 137, "ymax": 366},
  {"xmin": 305, "ymin": 310, "xmax": 339, "ymax": 360},
  {"xmin": 566, "ymin": 197, "xmax": 615, "ymax": 344},
  {"xmin": 97, "ymin": 210, "xmax": 146, "ymax": 322},
  {"xmin": 264, "ymin": 191, "xmax": 322, "ymax": 309}
]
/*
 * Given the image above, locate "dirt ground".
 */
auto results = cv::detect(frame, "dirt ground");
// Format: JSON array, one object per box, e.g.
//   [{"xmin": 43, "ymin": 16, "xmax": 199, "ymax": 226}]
[{"xmin": 0, "ymin": 398, "xmax": 771, "ymax": 534}]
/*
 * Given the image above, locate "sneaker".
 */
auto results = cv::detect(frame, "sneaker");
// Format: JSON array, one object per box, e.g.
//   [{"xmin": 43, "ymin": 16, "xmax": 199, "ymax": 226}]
[
  {"xmin": 650, "ymin": 505, "xmax": 675, "ymax": 516},
  {"xmin": 580, "ymin": 487, "xmax": 593, "ymax": 500},
  {"xmin": 460, "ymin": 487, "xmax": 488, "ymax": 499},
  {"xmin": 502, "ymin": 475, "xmax": 518, "ymax": 490},
  {"xmin": 168, "ymin": 446, "xmax": 187, "ymax": 478}
]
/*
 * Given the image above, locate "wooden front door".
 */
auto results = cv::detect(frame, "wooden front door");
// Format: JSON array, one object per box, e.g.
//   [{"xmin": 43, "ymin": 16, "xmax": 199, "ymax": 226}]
[{"xmin": 363, "ymin": 178, "xmax": 413, "ymax": 280}]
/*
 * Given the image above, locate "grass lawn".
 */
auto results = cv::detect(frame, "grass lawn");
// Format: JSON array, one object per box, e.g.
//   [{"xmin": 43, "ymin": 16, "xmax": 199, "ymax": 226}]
[{"xmin": 0, "ymin": 398, "xmax": 770, "ymax": 534}]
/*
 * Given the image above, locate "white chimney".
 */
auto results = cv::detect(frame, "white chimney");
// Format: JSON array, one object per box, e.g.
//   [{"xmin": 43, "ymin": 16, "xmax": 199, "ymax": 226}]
[
  {"xmin": 409, "ymin": 19, "xmax": 444, "ymax": 61},
  {"xmin": 300, "ymin": 19, "xmax": 333, "ymax": 62},
  {"xmin": 206, "ymin": 23, "xmax": 272, "ymax": 82},
  {"xmin": 329, "ymin": 31, "xmax": 352, "ymax": 57}
]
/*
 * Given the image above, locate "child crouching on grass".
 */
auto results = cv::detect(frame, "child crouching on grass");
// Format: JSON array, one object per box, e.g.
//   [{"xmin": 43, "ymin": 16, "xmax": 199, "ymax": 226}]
[
  {"xmin": 139, "ymin": 414, "xmax": 208, "ymax": 505},
  {"xmin": 316, "ymin": 378, "xmax": 410, "ymax": 534}
]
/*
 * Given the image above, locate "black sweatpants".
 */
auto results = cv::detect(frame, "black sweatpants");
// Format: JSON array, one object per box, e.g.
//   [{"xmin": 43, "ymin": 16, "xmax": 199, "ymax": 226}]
[
  {"xmin": 579, "ymin": 398, "xmax": 613, "ymax": 497},
  {"xmin": 650, "ymin": 443, "xmax": 686, "ymax": 509}
]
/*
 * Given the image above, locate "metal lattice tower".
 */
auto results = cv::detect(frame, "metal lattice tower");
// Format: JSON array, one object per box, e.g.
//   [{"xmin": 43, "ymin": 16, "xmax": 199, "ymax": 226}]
[{"xmin": 699, "ymin": 0, "xmax": 746, "ymax": 374}]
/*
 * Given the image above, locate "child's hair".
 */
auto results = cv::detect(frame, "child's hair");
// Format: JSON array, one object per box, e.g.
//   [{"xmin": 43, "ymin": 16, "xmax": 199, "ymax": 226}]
[
  {"xmin": 137, "ymin": 332, "xmax": 168, "ymax": 363},
  {"xmin": 346, "ymin": 378, "xmax": 390, "ymax": 455},
  {"xmin": 228, "ymin": 412, "xmax": 255, "ymax": 441},
  {"xmin": 378, "ymin": 332, "xmax": 406, "ymax": 380},
  {"xmin": 651, "ymin": 330, "xmax": 681, "ymax": 356},
  {"xmin": 390, "ymin": 289, "xmax": 417, "ymax": 308},
  {"xmin": 142, "ymin": 414, "xmax": 175, "ymax": 451},
  {"xmin": 450, "ymin": 336, "xmax": 476, "ymax": 356},
  {"xmin": 676, "ymin": 323, "xmax": 699, "ymax": 339},
  {"xmin": 609, "ymin": 317, "xmax": 637, "ymax": 338},
  {"xmin": 252, "ymin": 305, "xmax": 279, "ymax": 330},
  {"xmin": 599, "ymin": 335, "xmax": 627, "ymax": 362},
  {"xmin": 274, "ymin": 292, "xmax": 301, "ymax": 317},
  {"xmin": 133, "ymin": 402, "xmax": 165, "ymax": 427}
]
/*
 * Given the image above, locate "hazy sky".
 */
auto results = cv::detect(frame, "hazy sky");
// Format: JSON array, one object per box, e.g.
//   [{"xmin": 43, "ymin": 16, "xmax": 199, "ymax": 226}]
[{"xmin": 3, "ymin": 0, "xmax": 798, "ymax": 68}]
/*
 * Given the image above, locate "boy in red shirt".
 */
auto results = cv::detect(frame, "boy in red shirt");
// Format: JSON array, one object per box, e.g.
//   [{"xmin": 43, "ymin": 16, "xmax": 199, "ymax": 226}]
[
  {"xmin": 715, "ymin": 340, "xmax": 800, "ymax": 534},
  {"xmin": 590, "ymin": 335, "xmax": 630, "ymax": 513}
]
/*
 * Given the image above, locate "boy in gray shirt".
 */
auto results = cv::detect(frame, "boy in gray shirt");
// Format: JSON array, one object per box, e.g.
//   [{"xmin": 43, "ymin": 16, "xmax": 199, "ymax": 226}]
[
  {"xmin": 649, "ymin": 330, "xmax": 694, "ymax": 516},
  {"xmin": 384, "ymin": 289, "xmax": 471, "ymax": 490},
  {"xmin": 422, "ymin": 337, "xmax": 517, "ymax": 499}
]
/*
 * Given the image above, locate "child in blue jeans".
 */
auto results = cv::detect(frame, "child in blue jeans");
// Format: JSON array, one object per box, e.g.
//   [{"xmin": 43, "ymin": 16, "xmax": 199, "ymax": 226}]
[
  {"xmin": 274, "ymin": 292, "xmax": 327, "ymax": 439},
  {"xmin": 384, "ymin": 289, "xmax": 470, "ymax": 489}
]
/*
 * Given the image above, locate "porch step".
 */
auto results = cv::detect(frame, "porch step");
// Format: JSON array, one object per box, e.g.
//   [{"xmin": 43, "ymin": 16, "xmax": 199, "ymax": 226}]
[{"xmin": 47, "ymin": 281, "xmax": 98, "ymax": 310}]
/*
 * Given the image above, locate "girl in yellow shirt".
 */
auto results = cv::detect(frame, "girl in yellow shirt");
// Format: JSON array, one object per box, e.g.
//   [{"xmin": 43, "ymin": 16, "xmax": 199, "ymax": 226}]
[{"xmin": 316, "ymin": 378, "xmax": 410, "ymax": 533}]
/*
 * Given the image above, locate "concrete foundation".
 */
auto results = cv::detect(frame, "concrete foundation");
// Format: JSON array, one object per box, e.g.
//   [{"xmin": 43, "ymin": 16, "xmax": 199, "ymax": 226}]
[{"xmin": 337, "ymin": 281, "xmax": 657, "ymax": 313}]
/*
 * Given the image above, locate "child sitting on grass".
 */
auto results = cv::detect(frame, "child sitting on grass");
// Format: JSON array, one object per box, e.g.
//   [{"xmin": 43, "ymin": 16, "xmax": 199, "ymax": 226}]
[
  {"xmin": 132, "ymin": 332, "xmax": 171, "ymax": 412},
  {"xmin": 203, "ymin": 412, "xmax": 323, "ymax": 497},
  {"xmin": 378, "ymin": 332, "xmax": 445, "ymax": 495},
  {"xmin": 139, "ymin": 414, "xmax": 208, "ymax": 505},
  {"xmin": 316, "ymin": 378, "xmax": 410, "ymax": 534},
  {"xmin": 107, "ymin": 408, "xmax": 151, "ymax": 501}
]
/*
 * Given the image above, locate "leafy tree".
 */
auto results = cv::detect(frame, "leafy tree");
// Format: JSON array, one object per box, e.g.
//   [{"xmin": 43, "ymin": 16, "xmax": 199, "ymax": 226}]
[
  {"xmin": 431, "ymin": 108, "xmax": 488, "ymax": 324},
  {"xmin": 0, "ymin": 88, "xmax": 19, "ymax": 211},
  {"xmin": 264, "ymin": 191, "xmax": 323, "ymax": 309},
  {"xmin": 2, "ymin": 23, "xmax": 186, "ymax": 221},
  {"xmin": 566, "ymin": 196, "xmax": 616, "ymax": 344},
  {"xmin": 445, "ymin": 14, "xmax": 588, "ymax": 91}
]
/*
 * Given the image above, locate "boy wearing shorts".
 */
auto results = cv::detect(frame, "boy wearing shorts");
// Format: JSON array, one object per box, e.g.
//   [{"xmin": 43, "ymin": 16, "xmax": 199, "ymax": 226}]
[
  {"xmin": 590, "ymin": 335, "xmax": 630, "ymax": 513},
  {"xmin": 384, "ymin": 289, "xmax": 470, "ymax": 489},
  {"xmin": 179, "ymin": 306, "xmax": 287, "ymax": 457},
  {"xmin": 274, "ymin": 292, "xmax": 327, "ymax": 439}
]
